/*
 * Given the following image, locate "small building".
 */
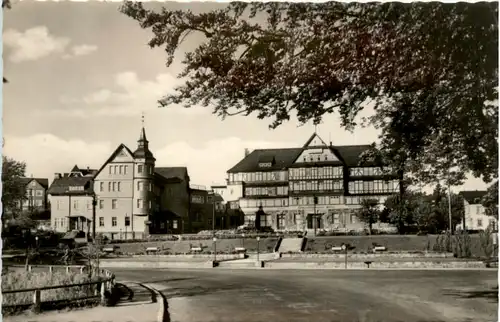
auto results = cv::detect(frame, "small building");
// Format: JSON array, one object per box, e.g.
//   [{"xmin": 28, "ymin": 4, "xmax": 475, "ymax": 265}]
[
  {"xmin": 459, "ymin": 190, "xmax": 497, "ymax": 231},
  {"xmin": 48, "ymin": 166, "xmax": 96, "ymax": 234},
  {"xmin": 17, "ymin": 177, "xmax": 49, "ymax": 213}
]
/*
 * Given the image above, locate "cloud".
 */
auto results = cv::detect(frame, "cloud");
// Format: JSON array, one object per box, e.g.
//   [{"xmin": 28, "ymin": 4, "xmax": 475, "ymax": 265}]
[
  {"xmin": 62, "ymin": 44, "xmax": 98, "ymax": 59},
  {"xmin": 3, "ymin": 26, "xmax": 98, "ymax": 62},
  {"xmin": 56, "ymin": 72, "xmax": 208, "ymax": 117},
  {"xmin": 3, "ymin": 134, "xmax": 294, "ymax": 187},
  {"xmin": 70, "ymin": 44, "xmax": 98, "ymax": 56},
  {"xmin": 4, "ymin": 133, "xmax": 489, "ymax": 192},
  {"xmin": 4, "ymin": 134, "xmax": 112, "ymax": 180},
  {"xmin": 3, "ymin": 26, "xmax": 70, "ymax": 63}
]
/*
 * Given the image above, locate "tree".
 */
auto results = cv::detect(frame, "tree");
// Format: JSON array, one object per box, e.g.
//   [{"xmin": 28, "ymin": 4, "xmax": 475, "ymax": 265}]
[
  {"xmin": 355, "ymin": 198, "xmax": 380, "ymax": 235},
  {"xmin": 383, "ymin": 192, "xmax": 419, "ymax": 234},
  {"xmin": 2, "ymin": 156, "xmax": 27, "ymax": 217},
  {"xmin": 431, "ymin": 184, "xmax": 465, "ymax": 232},
  {"xmin": 482, "ymin": 181, "xmax": 498, "ymax": 220},
  {"xmin": 121, "ymin": 2, "xmax": 498, "ymax": 186},
  {"xmin": 413, "ymin": 197, "xmax": 435, "ymax": 233}
]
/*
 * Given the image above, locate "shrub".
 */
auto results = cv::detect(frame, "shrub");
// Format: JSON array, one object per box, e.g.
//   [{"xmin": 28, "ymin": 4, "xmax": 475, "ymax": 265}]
[
  {"xmin": 479, "ymin": 227, "xmax": 495, "ymax": 260},
  {"xmin": 453, "ymin": 230, "xmax": 472, "ymax": 258},
  {"xmin": 2, "ymin": 270, "xmax": 98, "ymax": 307}
]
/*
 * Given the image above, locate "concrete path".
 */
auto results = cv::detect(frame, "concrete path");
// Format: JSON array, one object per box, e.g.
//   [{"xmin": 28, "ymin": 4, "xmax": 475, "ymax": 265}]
[{"xmin": 3, "ymin": 282, "xmax": 162, "ymax": 322}]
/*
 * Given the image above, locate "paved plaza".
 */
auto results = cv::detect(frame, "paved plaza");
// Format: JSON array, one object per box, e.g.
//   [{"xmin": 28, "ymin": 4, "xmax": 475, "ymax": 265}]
[{"xmin": 114, "ymin": 268, "xmax": 498, "ymax": 322}]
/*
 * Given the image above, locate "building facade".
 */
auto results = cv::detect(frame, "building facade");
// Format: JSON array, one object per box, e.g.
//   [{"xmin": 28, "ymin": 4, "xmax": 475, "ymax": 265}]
[
  {"xmin": 48, "ymin": 125, "xmax": 206, "ymax": 239},
  {"xmin": 227, "ymin": 133, "xmax": 400, "ymax": 233},
  {"xmin": 48, "ymin": 166, "xmax": 96, "ymax": 234},
  {"xmin": 459, "ymin": 190, "xmax": 498, "ymax": 231},
  {"xmin": 17, "ymin": 177, "xmax": 49, "ymax": 213}
]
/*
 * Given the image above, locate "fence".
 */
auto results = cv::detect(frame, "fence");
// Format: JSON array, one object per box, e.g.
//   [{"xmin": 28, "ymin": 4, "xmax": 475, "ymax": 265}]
[{"xmin": 2, "ymin": 265, "xmax": 115, "ymax": 314}]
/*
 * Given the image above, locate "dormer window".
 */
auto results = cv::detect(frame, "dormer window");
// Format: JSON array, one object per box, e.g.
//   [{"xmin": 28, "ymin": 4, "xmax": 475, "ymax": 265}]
[{"xmin": 258, "ymin": 155, "xmax": 275, "ymax": 168}]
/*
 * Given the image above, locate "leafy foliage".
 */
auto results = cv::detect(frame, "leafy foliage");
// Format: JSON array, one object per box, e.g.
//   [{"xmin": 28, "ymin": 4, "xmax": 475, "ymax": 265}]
[
  {"xmin": 2, "ymin": 156, "xmax": 27, "ymax": 216},
  {"xmin": 121, "ymin": 2, "xmax": 498, "ymax": 185},
  {"xmin": 482, "ymin": 181, "xmax": 498, "ymax": 219},
  {"xmin": 431, "ymin": 184, "xmax": 465, "ymax": 232},
  {"xmin": 479, "ymin": 226, "xmax": 496, "ymax": 260},
  {"xmin": 354, "ymin": 198, "xmax": 380, "ymax": 235},
  {"xmin": 383, "ymin": 188, "xmax": 464, "ymax": 234}
]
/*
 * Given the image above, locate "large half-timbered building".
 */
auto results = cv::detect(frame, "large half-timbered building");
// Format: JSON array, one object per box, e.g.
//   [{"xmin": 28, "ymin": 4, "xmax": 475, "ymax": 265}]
[{"xmin": 227, "ymin": 133, "xmax": 401, "ymax": 232}]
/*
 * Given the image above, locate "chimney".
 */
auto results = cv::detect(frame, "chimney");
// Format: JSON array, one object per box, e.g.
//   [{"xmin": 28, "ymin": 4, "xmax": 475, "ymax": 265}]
[
  {"xmin": 244, "ymin": 148, "xmax": 250, "ymax": 157},
  {"xmin": 54, "ymin": 173, "xmax": 62, "ymax": 180}
]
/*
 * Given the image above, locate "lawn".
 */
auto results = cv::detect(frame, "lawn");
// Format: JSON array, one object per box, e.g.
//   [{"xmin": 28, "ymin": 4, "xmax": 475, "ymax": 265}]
[{"xmin": 2, "ymin": 270, "xmax": 100, "ymax": 314}]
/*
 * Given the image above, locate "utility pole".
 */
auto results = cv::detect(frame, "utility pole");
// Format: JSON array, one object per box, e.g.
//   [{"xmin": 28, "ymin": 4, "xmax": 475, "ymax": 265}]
[
  {"xmin": 92, "ymin": 194, "xmax": 97, "ymax": 241},
  {"xmin": 211, "ymin": 192, "xmax": 216, "ymax": 237},
  {"xmin": 448, "ymin": 183, "xmax": 453, "ymax": 235}
]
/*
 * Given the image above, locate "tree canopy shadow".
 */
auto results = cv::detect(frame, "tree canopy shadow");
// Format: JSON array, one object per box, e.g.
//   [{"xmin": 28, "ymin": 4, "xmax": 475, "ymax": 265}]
[{"xmin": 442, "ymin": 286, "xmax": 498, "ymax": 302}]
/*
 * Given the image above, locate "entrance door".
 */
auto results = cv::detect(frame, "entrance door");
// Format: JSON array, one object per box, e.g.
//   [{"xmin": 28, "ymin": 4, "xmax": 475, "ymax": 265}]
[{"xmin": 307, "ymin": 214, "xmax": 322, "ymax": 230}]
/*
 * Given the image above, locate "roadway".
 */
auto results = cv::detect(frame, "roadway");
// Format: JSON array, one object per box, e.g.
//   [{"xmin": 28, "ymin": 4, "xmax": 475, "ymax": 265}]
[{"xmin": 114, "ymin": 268, "xmax": 498, "ymax": 322}]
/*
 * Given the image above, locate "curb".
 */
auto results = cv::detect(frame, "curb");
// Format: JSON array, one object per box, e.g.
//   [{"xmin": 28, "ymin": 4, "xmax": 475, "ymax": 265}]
[{"xmin": 141, "ymin": 283, "xmax": 170, "ymax": 322}]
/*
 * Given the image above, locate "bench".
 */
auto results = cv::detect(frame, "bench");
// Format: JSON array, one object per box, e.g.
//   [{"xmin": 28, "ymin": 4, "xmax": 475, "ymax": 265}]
[
  {"xmin": 190, "ymin": 247, "xmax": 203, "ymax": 253},
  {"xmin": 332, "ymin": 246, "xmax": 344, "ymax": 252},
  {"xmin": 102, "ymin": 246, "xmax": 118, "ymax": 253},
  {"xmin": 373, "ymin": 246, "xmax": 387, "ymax": 252},
  {"xmin": 146, "ymin": 247, "xmax": 160, "ymax": 254},
  {"xmin": 234, "ymin": 247, "xmax": 246, "ymax": 253}
]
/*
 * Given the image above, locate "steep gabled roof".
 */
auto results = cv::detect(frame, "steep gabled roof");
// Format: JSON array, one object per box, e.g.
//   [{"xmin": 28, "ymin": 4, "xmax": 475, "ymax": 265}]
[
  {"xmin": 459, "ymin": 190, "xmax": 487, "ymax": 204},
  {"xmin": 155, "ymin": 167, "xmax": 189, "ymax": 181},
  {"xmin": 93, "ymin": 144, "xmax": 135, "ymax": 178},
  {"xmin": 48, "ymin": 175, "xmax": 94, "ymax": 196},
  {"xmin": 335, "ymin": 145, "xmax": 373, "ymax": 166},
  {"xmin": 20, "ymin": 177, "xmax": 49, "ymax": 189},
  {"xmin": 227, "ymin": 148, "xmax": 303, "ymax": 173}
]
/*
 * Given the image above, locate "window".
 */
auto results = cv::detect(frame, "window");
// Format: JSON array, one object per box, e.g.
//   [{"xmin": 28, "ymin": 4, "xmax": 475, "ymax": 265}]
[
  {"xmin": 138, "ymin": 165, "xmax": 143, "ymax": 173},
  {"xmin": 277, "ymin": 215, "xmax": 285, "ymax": 229},
  {"xmin": 137, "ymin": 199, "xmax": 143, "ymax": 208},
  {"xmin": 100, "ymin": 182, "xmax": 104, "ymax": 192},
  {"xmin": 137, "ymin": 181, "xmax": 143, "ymax": 191},
  {"xmin": 125, "ymin": 216, "xmax": 130, "ymax": 226},
  {"xmin": 476, "ymin": 206, "xmax": 481, "ymax": 214},
  {"xmin": 119, "ymin": 165, "xmax": 123, "ymax": 174},
  {"xmin": 149, "ymin": 200, "xmax": 152, "ymax": 209},
  {"xmin": 36, "ymin": 190, "xmax": 43, "ymax": 197},
  {"xmin": 149, "ymin": 183, "xmax": 152, "ymax": 191},
  {"xmin": 87, "ymin": 201, "xmax": 92, "ymax": 210},
  {"xmin": 109, "ymin": 166, "xmax": 112, "ymax": 174},
  {"xmin": 112, "ymin": 199, "xmax": 117, "ymax": 209},
  {"xmin": 112, "ymin": 217, "xmax": 117, "ymax": 227},
  {"xmin": 112, "ymin": 182, "xmax": 116, "ymax": 191},
  {"xmin": 351, "ymin": 214, "xmax": 357, "ymax": 224},
  {"xmin": 124, "ymin": 166, "xmax": 128, "ymax": 175},
  {"xmin": 477, "ymin": 219, "xmax": 483, "ymax": 227},
  {"xmin": 57, "ymin": 200, "xmax": 62, "ymax": 210},
  {"xmin": 173, "ymin": 220, "xmax": 178, "ymax": 229},
  {"xmin": 73, "ymin": 200, "xmax": 79, "ymax": 209},
  {"xmin": 99, "ymin": 200, "xmax": 104, "ymax": 209},
  {"xmin": 99, "ymin": 217, "xmax": 104, "ymax": 227},
  {"xmin": 117, "ymin": 182, "xmax": 121, "ymax": 192},
  {"xmin": 108, "ymin": 182, "xmax": 112, "ymax": 191}
]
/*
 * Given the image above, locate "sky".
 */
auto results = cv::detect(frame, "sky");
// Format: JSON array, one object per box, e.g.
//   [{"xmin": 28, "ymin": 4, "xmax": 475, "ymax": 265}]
[{"xmin": 2, "ymin": 1, "xmax": 492, "ymax": 192}]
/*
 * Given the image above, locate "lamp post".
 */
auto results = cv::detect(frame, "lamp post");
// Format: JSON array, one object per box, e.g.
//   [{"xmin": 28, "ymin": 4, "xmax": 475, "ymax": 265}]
[
  {"xmin": 212, "ymin": 193, "xmax": 216, "ymax": 237},
  {"xmin": 92, "ymin": 195, "xmax": 97, "ymax": 241},
  {"xmin": 256, "ymin": 236, "xmax": 260, "ymax": 262},
  {"xmin": 213, "ymin": 237, "xmax": 217, "ymax": 262},
  {"xmin": 341, "ymin": 243, "xmax": 347, "ymax": 269}
]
